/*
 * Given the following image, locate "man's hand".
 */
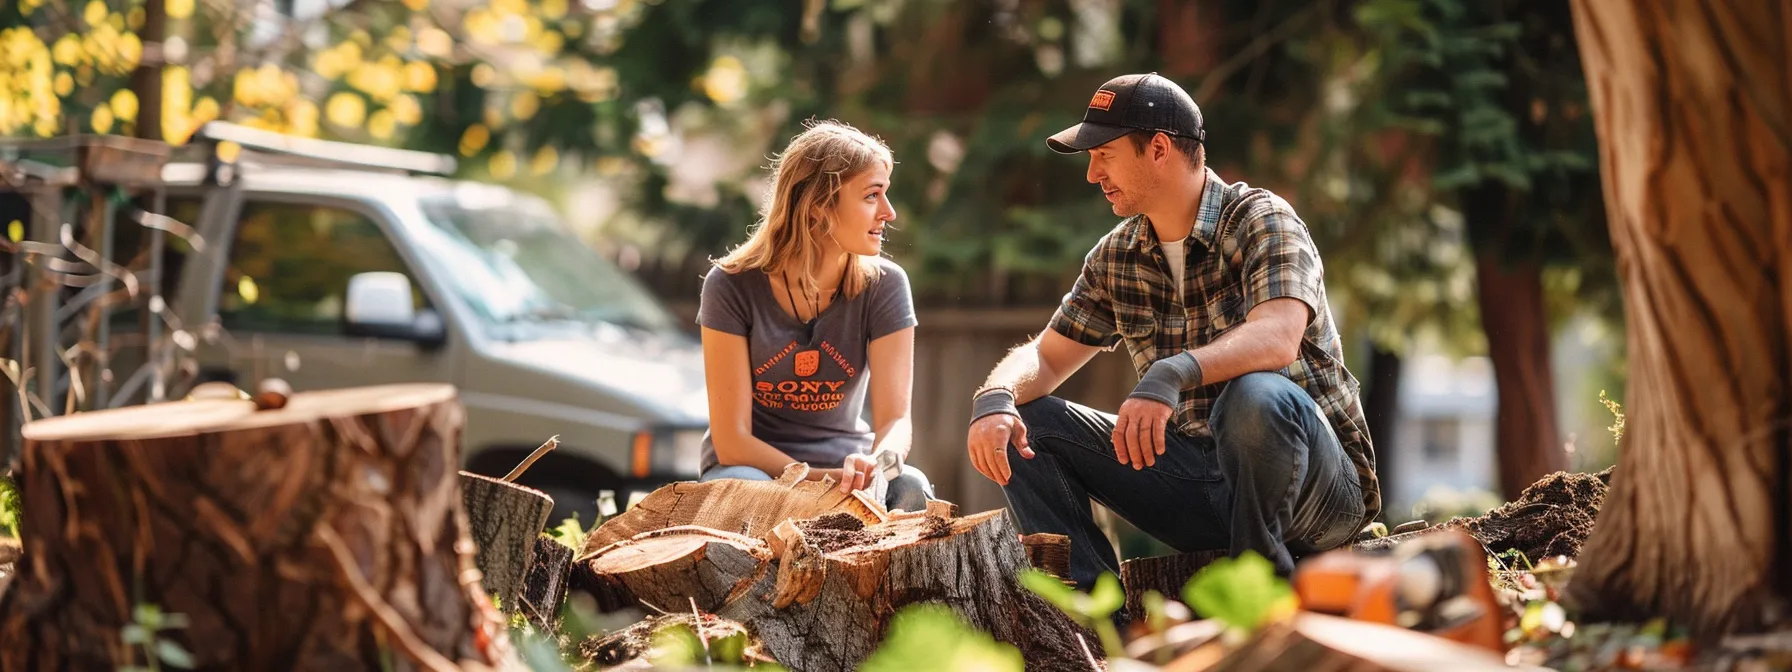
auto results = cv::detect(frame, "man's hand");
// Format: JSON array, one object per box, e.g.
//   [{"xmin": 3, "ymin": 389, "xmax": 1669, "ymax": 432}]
[
  {"xmin": 967, "ymin": 413, "xmax": 1033, "ymax": 485},
  {"xmin": 1112, "ymin": 397, "xmax": 1172, "ymax": 470}
]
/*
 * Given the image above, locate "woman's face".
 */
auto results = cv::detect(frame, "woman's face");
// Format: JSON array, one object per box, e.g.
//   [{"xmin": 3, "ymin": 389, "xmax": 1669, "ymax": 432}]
[{"xmin": 823, "ymin": 161, "xmax": 896, "ymax": 257}]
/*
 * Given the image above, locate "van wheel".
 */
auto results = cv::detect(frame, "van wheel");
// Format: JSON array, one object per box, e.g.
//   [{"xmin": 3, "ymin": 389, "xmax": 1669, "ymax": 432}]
[{"xmin": 463, "ymin": 449, "xmax": 622, "ymax": 533}]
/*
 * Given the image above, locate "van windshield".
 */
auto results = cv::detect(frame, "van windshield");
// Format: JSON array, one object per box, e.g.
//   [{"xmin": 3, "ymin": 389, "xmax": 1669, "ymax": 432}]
[{"xmin": 415, "ymin": 187, "xmax": 679, "ymax": 337}]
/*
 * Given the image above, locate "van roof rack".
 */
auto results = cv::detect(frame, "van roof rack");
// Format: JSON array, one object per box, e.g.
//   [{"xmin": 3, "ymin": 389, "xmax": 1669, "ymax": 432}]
[{"xmin": 191, "ymin": 121, "xmax": 457, "ymax": 176}]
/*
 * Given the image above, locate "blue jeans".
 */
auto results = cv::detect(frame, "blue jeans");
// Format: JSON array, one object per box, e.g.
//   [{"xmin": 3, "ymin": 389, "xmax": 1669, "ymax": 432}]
[
  {"xmin": 1002, "ymin": 372, "xmax": 1366, "ymax": 589},
  {"xmin": 699, "ymin": 462, "xmax": 937, "ymax": 513}
]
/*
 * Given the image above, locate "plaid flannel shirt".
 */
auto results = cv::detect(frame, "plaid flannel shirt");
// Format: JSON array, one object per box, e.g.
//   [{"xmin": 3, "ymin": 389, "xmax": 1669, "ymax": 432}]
[{"xmin": 1048, "ymin": 168, "xmax": 1381, "ymax": 523}]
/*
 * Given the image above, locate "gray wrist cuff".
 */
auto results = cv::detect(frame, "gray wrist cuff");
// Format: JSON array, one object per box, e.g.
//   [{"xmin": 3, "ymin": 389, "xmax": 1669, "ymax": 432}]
[
  {"xmin": 1129, "ymin": 352, "xmax": 1201, "ymax": 407},
  {"xmin": 971, "ymin": 389, "xmax": 1019, "ymax": 424}
]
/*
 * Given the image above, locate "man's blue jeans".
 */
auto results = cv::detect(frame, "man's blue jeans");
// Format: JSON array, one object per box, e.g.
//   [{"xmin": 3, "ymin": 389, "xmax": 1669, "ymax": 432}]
[
  {"xmin": 700, "ymin": 462, "xmax": 936, "ymax": 513},
  {"xmin": 1001, "ymin": 372, "xmax": 1366, "ymax": 589}
]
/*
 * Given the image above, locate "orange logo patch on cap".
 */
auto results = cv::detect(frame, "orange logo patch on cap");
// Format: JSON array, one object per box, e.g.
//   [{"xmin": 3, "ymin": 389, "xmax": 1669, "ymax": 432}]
[{"xmin": 1089, "ymin": 90, "xmax": 1115, "ymax": 111}]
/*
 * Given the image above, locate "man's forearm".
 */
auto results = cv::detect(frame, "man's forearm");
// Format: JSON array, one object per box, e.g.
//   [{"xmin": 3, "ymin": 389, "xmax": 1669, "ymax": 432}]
[
  {"xmin": 1185, "ymin": 318, "xmax": 1301, "ymax": 386},
  {"xmin": 978, "ymin": 338, "xmax": 1068, "ymax": 405}
]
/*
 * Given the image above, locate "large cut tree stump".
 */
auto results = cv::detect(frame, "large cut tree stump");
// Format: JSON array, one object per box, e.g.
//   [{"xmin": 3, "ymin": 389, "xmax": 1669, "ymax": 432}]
[
  {"xmin": 580, "ymin": 463, "xmax": 885, "ymax": 554},
  {"xmin": 460, "ymin": 471, "xmax": 553, "ymax": 612},
  {"xmin": 1565, "ymin": 0, "xmax": 1792, "ymax": 635},
  {"xmin": 581, "ymin": 507, "xmax": 1095, "ymax": 672},
  {"xmin": 0, "ymin": 384, "xmax": 516, "ymax": 671}
]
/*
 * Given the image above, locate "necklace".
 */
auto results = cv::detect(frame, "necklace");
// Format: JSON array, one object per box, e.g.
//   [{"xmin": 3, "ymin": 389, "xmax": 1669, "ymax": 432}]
[{"xmin": 780, "ymin": 263, "xmax": 849, "ymax": 340}]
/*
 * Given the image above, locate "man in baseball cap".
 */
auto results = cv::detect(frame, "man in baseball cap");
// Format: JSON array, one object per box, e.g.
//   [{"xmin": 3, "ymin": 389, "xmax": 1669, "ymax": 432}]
[{"xmin": 965, "ymin": 73, "xmax": 1380, "ymax": 592}]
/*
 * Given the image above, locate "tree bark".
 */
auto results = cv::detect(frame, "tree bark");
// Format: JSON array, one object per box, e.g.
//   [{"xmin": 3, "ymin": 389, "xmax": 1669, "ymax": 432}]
[
  {"xmin": 129, "ymin": 0, "xmax": 165, "ymax": 141},
  {"xmin": 1474, "ymin": 253, "xmax": 1569, "ymax": 499},
  {"xmin": 459, "ymin": 471, "xmax": 553, "ymax": 613},
  {"xmin": 0, "ymin": 384, "xmax": 517, "ymax": 671},
  {"xmin": 1363, "ymin": 345, "xmax": 1403, "ymax": 509},
  {"xmin": 1565, "ymin": 0, "xmax": 1792, "ymax": 636},
  {"xmin": 1120, "ymin": 550, "xmax": 1229, "ymax": 623},
  {"xmin": 520, "ymin": 537, "xmax": 573, "ymax": 632}
]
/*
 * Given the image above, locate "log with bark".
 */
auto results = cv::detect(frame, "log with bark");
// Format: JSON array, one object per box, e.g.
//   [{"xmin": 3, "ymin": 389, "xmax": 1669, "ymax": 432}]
[
  {"xmin": 1566, "ymin": 0, "xmax": 1792, "ymax": 636},
  {"xmin": 580, "ymin": 463, "xmax": 887, "ymax": 553},
  {"xmin": 460, "ymin": 471, "xmax": 554, "ymax": 612},
  {"xmin": 574, "ymin": 472, "xmax": 1095, "ymax": 672},
  {"xmin": 0, "ymin": 383, "xmax": 518, "ymax": 671},
  {"xmin": 1121, "ymin": 550, "xmax": 1230, "ymax": 623},
  {"xmin": 521, "ymin": 536, "xmax": 575, "ymax": 632}
]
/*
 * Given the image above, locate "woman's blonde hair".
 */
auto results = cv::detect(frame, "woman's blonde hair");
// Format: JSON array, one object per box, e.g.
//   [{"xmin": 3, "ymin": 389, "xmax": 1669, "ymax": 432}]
[{"xmin": 713, "ymin": 118, "xmax": 892, "ymax": 300}]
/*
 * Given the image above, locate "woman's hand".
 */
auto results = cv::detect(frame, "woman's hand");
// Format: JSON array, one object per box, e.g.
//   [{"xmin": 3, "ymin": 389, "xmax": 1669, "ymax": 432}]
[{"xmin": 835, "ymin": 453, "xmax": 881, "ymax": 494}]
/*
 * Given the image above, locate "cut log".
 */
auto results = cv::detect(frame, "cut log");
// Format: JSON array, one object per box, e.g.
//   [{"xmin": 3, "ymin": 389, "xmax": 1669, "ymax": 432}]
[
  {"xmin": 575, "ymin": 612, "xmax": 772, "ymax": 669},
  {"xmin": 582, "ymin": 527, "xmax": 771, "ymax": 614},
  {"xmin": 460, "ymin": 471, "xmax": 554, "ymax": 612},
  {"xmin": 719, "ymin": 511, "xmax": 1093, "ymax": 672},
  {"xmin": 579, "ymin": 462, "xmax": 886, "ymax": 557},
  {"xmin": 1121, "ymin": 550, "xmax": 1229, "ymax": 622},
  {"xmin": 1168, "ymin": 612, "xmax": 1537, "ymax": 672},
  {"xmin": 520, "ymin": 537, "xmax": 574, "ymax": 632},
  {"xmin": 0, "ymin": 384, "xmax": 517, "ymax": 671},
  {"xmin": 1021, "ymin": 533, "xmax": 1071, "ymax": 582}
]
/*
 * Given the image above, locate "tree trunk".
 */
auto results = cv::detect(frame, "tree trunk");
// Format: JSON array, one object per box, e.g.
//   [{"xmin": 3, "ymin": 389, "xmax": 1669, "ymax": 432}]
[
  {"xmin": 1474, "ymin": 253, "xmax": 1568, "ymax": 499},
  {"xmin": 578, "ymin": 462, "xmax": 887, "ymax": 556},
  {"xmin": 1120, "ymin": 550, "xmax": 1229, "ymax": 623},
  {"xmin": 520, "ymin": 537, "xmax": 573, "ymax": 632},
  {"xmin": 459, "ymin": 471, "xmax": 553, "ymax": 613},
  {"xmin": 1565, "ymin": 0, "xmax": 1792, "ymax": 636},
  {"xmin": 0, "ymin": 384, "xmax": 517, "ymax": 671},
  {"xmin": 1363, "ymin": 345, "xmax": 1402, "ymax": 510},
  {"xmin": 129, "ymin": 0, "xmax": 165, "ymax": 140}
]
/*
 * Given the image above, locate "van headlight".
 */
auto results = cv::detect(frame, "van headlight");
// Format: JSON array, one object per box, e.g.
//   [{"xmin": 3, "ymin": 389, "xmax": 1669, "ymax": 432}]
[{"xmin": 631, "ymin": 427, "xmax": 706, "ymax": 478}]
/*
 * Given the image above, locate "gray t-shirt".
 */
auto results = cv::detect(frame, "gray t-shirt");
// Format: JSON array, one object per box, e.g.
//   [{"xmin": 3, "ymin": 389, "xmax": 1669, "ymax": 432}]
[{"xmin": 696, "ymin": 257, "xmax": 917, "ymax": 472}]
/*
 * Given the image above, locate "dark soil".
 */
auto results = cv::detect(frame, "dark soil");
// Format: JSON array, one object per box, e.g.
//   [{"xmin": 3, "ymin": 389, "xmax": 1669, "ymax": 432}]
[
  {"xmin": 1448, "ymin": 467, "xmax": 1611, "ymax": 564},
  {"xmin": 804, "ymin": 513, "xmax": 865, "ymax": 532}
]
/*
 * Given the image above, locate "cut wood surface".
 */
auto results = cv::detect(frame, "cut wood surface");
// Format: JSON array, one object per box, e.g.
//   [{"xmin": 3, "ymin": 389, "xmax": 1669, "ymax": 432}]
[
  {"xmin": 579, "ymin": 463, "xmax": 886, "ymax": 556},
  {"xmin": 583, "ymin": 527, "xmax": 770, "ymax": 614},
  {"xmin": 0, "ymin": 384, "xmax": 517, "ymax": 671},
  {"xmin": 1121, "ymin": 550, "xmax": 1229, "ymax": 621},
  {"xmin": 521, "ymin": 537, "xmax": 574, "ymax": 632},
  {"xmin": 1021, "ymin": 533, "xmax": 1071, "ymax": 582},
  {"xmin": 461, "ymin": 471, "xmax": 554, "ymax": 611}
]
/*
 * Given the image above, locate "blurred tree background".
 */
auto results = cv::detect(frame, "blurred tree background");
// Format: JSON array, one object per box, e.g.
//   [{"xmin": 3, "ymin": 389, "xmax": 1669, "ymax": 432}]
[{"xmin": 0, "ymin": 0, "xmax": 1623, "ymax": 515}]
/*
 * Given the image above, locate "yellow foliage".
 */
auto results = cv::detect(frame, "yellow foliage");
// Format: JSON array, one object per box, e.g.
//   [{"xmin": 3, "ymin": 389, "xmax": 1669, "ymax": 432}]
[
  {"xmin": 416, "ymin": 28, "xmax": 453, "ymax": 58},
  {"xmin": 458, "ymin": 124, "xmax": 490, "ymax": 156},
  {"xmin": 349, "ymin": 59, "xmax": 403, "ymax": 102},
  {"xmin": 161, "ymin": 66, "xmax": 193, "ymax": 143},
  {"xmin": 368, "ymin": 109, "xmax": 397, "ymax": 140},
  {"xmin": 385, "ymin": 26, "xmax": 413, "ymax": 53},
  {"xmin": 325, "ymin": 92, "xmax": 367, "ymax": 128},
  {"xmin": 401, "ymin": 0, "xmax": 429, "ymax": 10},
  {"xmin": 489, "ymin": 150, "xmax": 517, "ymax": 180},
  {"xmin": 238, "ymin": 276, "xmax": 260, "ymax": 305},
  {"xmin": 21, "ymin": 0, "xmax": 47, "ymax": 16},
  {"xmin": 54, "ymin": 72, "xmax": 73, "ymax": 96},
  {"xmin": 91, "ymin": 106, "xmax": 114, "ymax": 134},
  {"xmin": 543, "ymin": 0, "xmax": 569, "ymax": 20},
  {"xmin": 52, "ymin": 35, "xmax": 83, "ymax": 66},
  {"xmin": 404, "ymin": 61, "xmax": 437, "ymax": 93},
  {"xmin": 529, "ymin": 67, "xmax": 566, "ymax": 94},
  {"xmin": 533, "ymin": 31, "xmax": 564, "ymax": 57},
  {"xmin": 471, "ymin": 63, "xmax": 496, "ymax": 88},
  {"xmin": 510, "ymin": 91, "xmax": 540, "ymax": 120},
  {"xmin": 530, "ymin": 146, "xmax": 558, "ymax": 176},
  {"xmin": 702, "ymin": 55, "xmax": 749, "ymax": 105},
  {"xmin": 84, "ymin": 1, "xmax": 107, "ymax": 27},
  {"xmin": 167, "ymin": 0, "xmax": 195, "ymax": 20},
  {"xmin": 0, "ymin": 27, "xmax": 59, "ymax": 137},
  {"xmin": 127, "ymin": 7, "xmax": 145, "ymax": 30},
  {"xmin": 110, "ymin": 88, "xmax": 138, "ymax": 122},
  {"xmin": 7, "ymin": 220, "xmax": 22, "ymax": 243},
  {"xmin": 493, "ymin": 0, "xmax": 527, "ymax": 17},
  {"xmin": 465, "ymin": 9, "xmax": 500, "ymax": 45},
  {"xmin": 289, "ymin": 99, "xmax": 319, "ymax": 137},
  {"xmin": 117, "ymin": 33, "xmax": 143, "ymax": 71},
  {"xmin": 389, "ymin": 94, "xmax": 422, "ymax": 126}
]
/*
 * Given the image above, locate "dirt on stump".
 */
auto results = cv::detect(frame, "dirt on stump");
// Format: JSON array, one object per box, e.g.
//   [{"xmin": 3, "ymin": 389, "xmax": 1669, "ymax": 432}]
[
  {"xmin": 1447, "ymin": 467, "xmax": 1612, "ymax": 563},
  {"xmin": 798, "ymin": 513, "xmax": 883, "ymax": 553}
]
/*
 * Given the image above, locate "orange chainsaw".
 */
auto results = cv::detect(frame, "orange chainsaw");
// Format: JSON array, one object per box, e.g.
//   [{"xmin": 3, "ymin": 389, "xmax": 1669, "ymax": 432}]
[{"xmin": 1290, "ymin": 528, "xmax": 1507, "ymax": 653}]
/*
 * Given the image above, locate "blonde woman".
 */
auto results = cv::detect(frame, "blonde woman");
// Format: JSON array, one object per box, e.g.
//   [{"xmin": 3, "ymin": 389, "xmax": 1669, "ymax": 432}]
[{"xmin": 695, "ymin": 119, "xmax": 933, "ymax": 511}]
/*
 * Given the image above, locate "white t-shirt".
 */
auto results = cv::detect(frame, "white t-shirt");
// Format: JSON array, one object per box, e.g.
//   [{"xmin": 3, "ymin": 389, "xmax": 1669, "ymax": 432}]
[{"xmin": 1162, "ymin": 236, "xmax": 1188, "ymax": 300}]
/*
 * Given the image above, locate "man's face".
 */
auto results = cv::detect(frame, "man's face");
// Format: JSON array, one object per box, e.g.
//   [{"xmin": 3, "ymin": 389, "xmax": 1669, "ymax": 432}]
[{"xmin": 1085, "ymin": 136, "xmax": 1160, "ymax": 218}]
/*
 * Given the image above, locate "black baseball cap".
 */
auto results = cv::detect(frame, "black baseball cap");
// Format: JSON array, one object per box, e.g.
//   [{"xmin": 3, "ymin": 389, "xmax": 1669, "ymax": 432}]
[{"xmin": 1046, "ymin": 73, "xmax": 1206, "ymax": 154}]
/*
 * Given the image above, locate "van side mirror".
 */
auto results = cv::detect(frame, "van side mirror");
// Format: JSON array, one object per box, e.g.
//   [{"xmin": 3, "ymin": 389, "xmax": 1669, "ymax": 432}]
[{"xmin": 345, "ymin": 272, "xmax": 446, "ymax": 347}]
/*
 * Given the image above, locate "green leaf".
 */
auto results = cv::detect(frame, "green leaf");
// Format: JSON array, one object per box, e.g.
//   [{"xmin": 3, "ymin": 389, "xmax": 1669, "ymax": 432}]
[
  {"xmin": 156, "ymin": 639, "xmax": 196, "ymax": 669},
  {"xmin": 1182, "ymin": 551, "xmax": 1294, "ymax": 635},
  {"xmin": 1018, "ymin": 568, "xmax": 1079, "ymax": 614},
  {"xmin": 859, "ymin": 603, "xmax": 1023, "ymax": 672},
  {"xmin": 1088, "ymin": 573, "xmax": 1124, "ymax": 618},
  {"xmin": 709, "ymin": 631, "xmax": 748, "ymax": 664},
  {"xmin": 121, "ymin": 624, "xmax": 150, "ymax": 645},
  {"xmin": 547, "ymin": 514, "xmax": 584, "ymax": 552},
  {"xmin": 647, "ymin": 625, "xmax": 704, "ymax": 666}
]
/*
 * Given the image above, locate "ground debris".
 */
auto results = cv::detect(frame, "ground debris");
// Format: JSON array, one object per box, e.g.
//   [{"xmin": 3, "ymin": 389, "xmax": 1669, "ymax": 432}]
[
  {"xmin": 575, "ymin": 612, "xmax": 771, "ymax": 669},
  {"xmin": 1448, "ymin": 467, "xmax": 1610, "ymax": 564}
]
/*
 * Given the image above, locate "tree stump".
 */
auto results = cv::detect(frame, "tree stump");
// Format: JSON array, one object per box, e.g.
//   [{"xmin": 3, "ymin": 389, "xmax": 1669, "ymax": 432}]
[
  {"xmin": 0, "ymin": 384, "xmax": 516, "ymax": 671},
  {"xmin": 579, "ymin": 462, "xmax": 886, "ymax": 555},
  {"xmin": 460, "ymin": 471, "xmax": 554, "ymax": 612},
  {"xmin": 581, "ymin": 507, "xmax": 1094, "ymax": 672},
  {"xmin": 1021, "ymin": 533, "xmax": 1072, "ymax": 582},
  {"xmin": 1121, "ymin": 550, "xmax": 1229, "ymax": 622},
  {"xmin": 520, "ymin": 537, "xmax": 574, "ymax": 632}
]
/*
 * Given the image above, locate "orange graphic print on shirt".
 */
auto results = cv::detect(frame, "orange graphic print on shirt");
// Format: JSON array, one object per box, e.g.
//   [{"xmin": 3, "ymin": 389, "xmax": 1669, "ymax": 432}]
[{"xmin": 752, "ymin": 340, "xmax": 856, "ymax": 412}]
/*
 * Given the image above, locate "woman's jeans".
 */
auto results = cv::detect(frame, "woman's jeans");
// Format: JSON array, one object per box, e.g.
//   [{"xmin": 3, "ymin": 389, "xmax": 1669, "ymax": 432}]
[
  {"xmin": 1000, "ymin": 372, "xmax": 1367, "ymax": 589},
  {"xmin": 699, "ymin": 462, "xmax": 936, "ymax": 513}
]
